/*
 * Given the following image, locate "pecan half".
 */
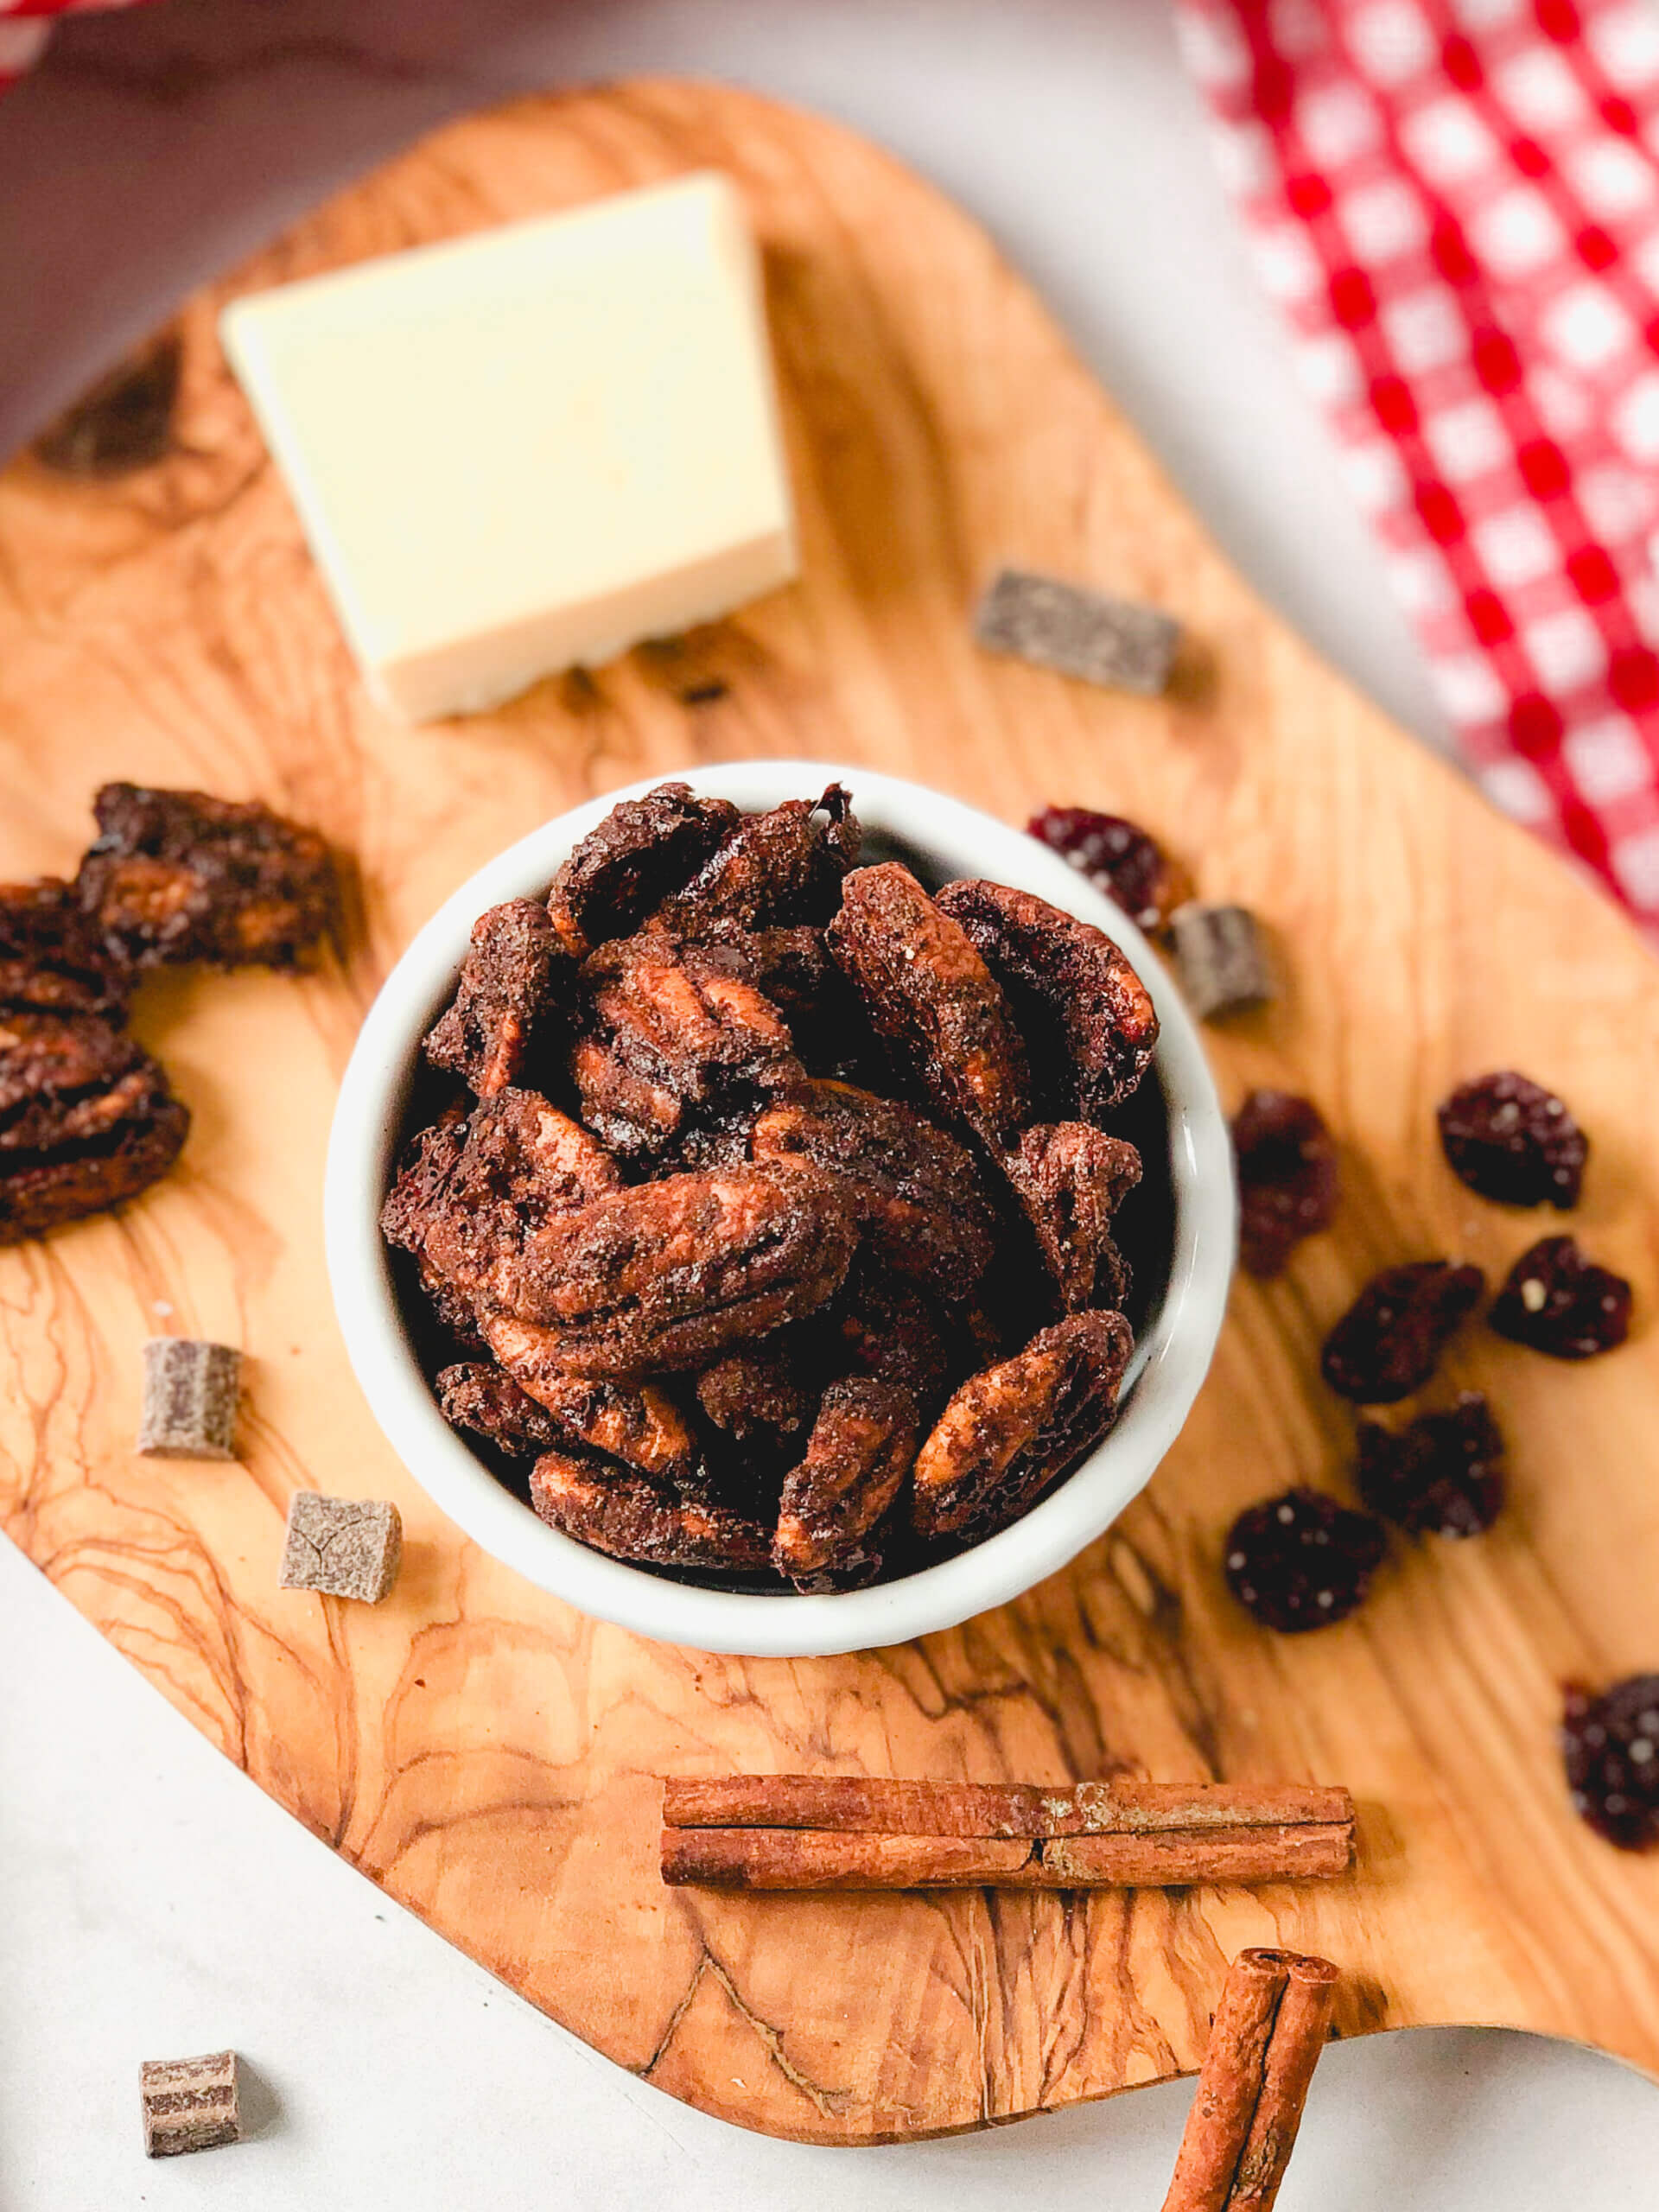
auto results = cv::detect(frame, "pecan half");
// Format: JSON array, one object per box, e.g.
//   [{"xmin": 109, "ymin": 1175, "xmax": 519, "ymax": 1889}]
[
  {"xmin": 0, "ymin": 1008, "xmax": 188, "ymax": 1243},
  {"xmin": 696, "ymin": 1342, "xmax": 818, "ymax": 1457},
  {"xmin": 437, "ymin": 1362, "xmax": 567, "ymax": 1457},
  {"xmin": 75, "ymin": 783, "xmax": 335, "ymax": 969},
  {"xmin": 828, "ymin": 863, "xmax": 1031, "ymax": 1145},
  {"xmin": 773, "ymin": 1376, "xmax": 918, "ymax": 1584},
  {"xmin": 1001, "ymin": 1122, "xmax": 1141, "ymax": 1312},
  {"xmin": 833, "ymin": 1260, "xmax": 960, "ymax": 1413},
  {"xmin": 545, "ymin": 783, "xmax": 739, "ymax": 959},
  {"xmin": 0, "ymin": 878, "xmax": 133, "ymax": 1016},
  {"xmin": 912, "ymin": 1309, "xmax": 1134, "ymax": 1541},
  {"xmin": 751, "ymin": 1078, "xmax": 997, "ymax": 1292},
  {"xmin": 424, "ymin": 898, "xmax": 568, "ymax": 1097},
  {"xmin": 935, "ymin": 878, "xmax": 1157, "ymax": 1120},
  {"xmin": 530, "ymin": 1451, "xmax": 771, "ymax": 1572},
  {"xmin": 480, "ymin": 1314, "xmax": 702, "ymax": 1484},
  {"xmin": 649, "ymin": 785, "xmax": 860, "ymax": 936},
  {"xmin": 486, "ymin": 1164, "xmax": 859, "ymax": 1378}
]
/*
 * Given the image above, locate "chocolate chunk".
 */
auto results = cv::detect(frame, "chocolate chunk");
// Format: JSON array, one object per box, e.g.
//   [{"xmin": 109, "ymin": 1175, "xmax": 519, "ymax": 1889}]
[
  {"xmin": 1168, "ymin": 903, "xmax": 1273, "ymax": 1020},
  {"xmin": 35, "ymin": 329, "xmax": 181, "ymax": 479},
  {"xmin": 76, "ymin": 783, "xmax": 335, "ymax": 969},
  {"xmin": 830, "ymin": 864, "xmax": 1032, "ymax": 1145},
  {"xmin": 140, "ymin": 2049, "xmax": 241, "ymax": 2158},
  {"xmin": 1488, "ymin": 1236, "xmax": 1632, "ymax": 1359},
  {"xmin": 1320, "ymin": 1260, "xmax": 1484, "ymax": 1403},
  {"xmin": 137, "ymin": 1338, "xmax": 241, "ymax": 1460},
  {"xmin": 1438, "ymin": 1071, "xmax": 1586, "ymax": 1210},
  {"xmin": 425, "ymin": 898, "xmax": 568, "ymax": 1096},
  {"xmin": 1357, "ymin": 1393, "xmax": 1504, "ymax": 1537},
  {"xmin": 936, "ymin": 878, "xmax": 1158, "ymax": 1122},
  {"xmin": 1562, "ymin": 1675, "xmax": 1659, "ymax": 1850},
  {"xmin": 0, "ymin": 1008, "xmax": 189, "ymax": 1244},
  {"xmin": 1027, "ymin": 807, "xmax": 1192, "ymax": 938},
  {"xmin": 0, "ymin": 878, "xmax": 134, "ymax": 1015},
  {"xmin": 912, "ymin": 1310, "xmax": 1134, "ymax": 1542},
  {"xmin": 546, "ymin": 783, "xmax": 740, "ymax": 959},
  {"xmin": 1233, "ymin": 1090, "xmax": 1338, "ymax": 1278},
  {"xmin": 280, "ymin": 1494, "xmax": 403, "ymax": 1601},
  {"xmin": 1224, "ymin": 1488, "xmax": 1387, "ymax": 1633},
  {"xmin": 975, "ymin": 568, "xmax": 1180, "ymax": 695}
]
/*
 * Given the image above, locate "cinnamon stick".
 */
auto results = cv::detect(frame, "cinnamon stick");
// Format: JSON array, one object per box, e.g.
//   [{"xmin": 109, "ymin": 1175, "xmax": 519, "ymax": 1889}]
[
  {"xmin": 659, "ymin": 1795, "xmax": 1354, "ymax": 1891},
  {"xmin": 1160, "ymin": 1948, "xmax": 1338, "ymax": 2212},
  {"xmin": 661, "ymin": 1774, "xmax": 1351, "ymax": 1839}
]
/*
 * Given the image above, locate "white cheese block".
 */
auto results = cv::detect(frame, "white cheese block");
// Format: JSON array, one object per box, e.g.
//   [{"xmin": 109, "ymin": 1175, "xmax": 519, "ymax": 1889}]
[{"xmin": 220, "ymin": 172, "xmax": 798, "ymax": 721}]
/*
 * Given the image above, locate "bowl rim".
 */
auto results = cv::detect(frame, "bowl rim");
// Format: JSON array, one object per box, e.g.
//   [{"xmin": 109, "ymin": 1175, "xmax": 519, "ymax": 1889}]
[{"xmin": 323, "ymin": 761, "xmax": 1235, "ymax": 1657}]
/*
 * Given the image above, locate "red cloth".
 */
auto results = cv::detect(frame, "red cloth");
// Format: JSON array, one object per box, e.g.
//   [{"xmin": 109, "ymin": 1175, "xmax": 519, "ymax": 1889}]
[
  {"xmin": 1175, "ymin": 0, "xmax": 1659, "ymax": 931},
  {"xmin": 0, "ymin": 0, "xmax": 144, "ymax": 86}
]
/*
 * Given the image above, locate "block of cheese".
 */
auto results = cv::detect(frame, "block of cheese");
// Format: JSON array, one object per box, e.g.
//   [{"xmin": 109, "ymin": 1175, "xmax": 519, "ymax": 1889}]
[{"xmin": 220, "ymin": 173, "xmax": 798, "ymax": 721}]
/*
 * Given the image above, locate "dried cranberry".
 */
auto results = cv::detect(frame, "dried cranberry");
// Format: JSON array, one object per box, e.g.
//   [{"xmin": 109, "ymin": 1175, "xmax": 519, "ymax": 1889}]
[
  {"xmin": 1224, "ymin": 1487, "xmax": 1387, "ymax": 1633},
  {"xmin": 1561, "ymin": 1675, "xmax": 1659, "ymax": 1849},
  {"xmin": 1489, "ymin": 1236, "xmax": 1631, "ymax": 1359},
  {"xmin": 1357, "ymin": 1393, "xmax": 1504, "ymax": 1537},
  {"xmin": 1027, "ymin": 807, "xmax": 1191, "ymax": 937},
  {"xmin": 1320, "ymin": 1261, "xmax": 1484, "ymax": 1402},
  {"xmin": 1438, "ymin": 1071, "xmax": 1586, "ymax": 1209},
  {"xmin": 1232, "ymin": 1090, "xmax": 1338, "ymax": 1277}
]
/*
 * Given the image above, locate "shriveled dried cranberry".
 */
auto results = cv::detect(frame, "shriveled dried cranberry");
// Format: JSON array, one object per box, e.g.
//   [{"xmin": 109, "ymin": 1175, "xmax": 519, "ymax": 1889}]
[
  {"xmin": 1357, "ymin": 1393, "xmax": 1504, "ymax": 1537},
  {"xmin": 1320, "ymin": 1260, "xmax": 1484, "ymax": 1403},
  {"xmin": 1027, "ymin": 807, "xmax": 1191, "ymax": 937},
  {"xmin": 1562, "ymin": 1675, "xmax": 1659, "ymax": 1850},
  {"xmin": 1438, "ymin": 1071, "xmax": 1586, "ymax": 1209},
  {"xmin": 1224, "ymin": 1487, "xmax": 1386, "ymax": 1633},
  {"xmin": 1232, "ymin": 1090, "xmax": 1338, "ymax": 1277},
  {"xmin": 1489, "ymin": 1236, "xmax": 1631, "ymax": 1359}
]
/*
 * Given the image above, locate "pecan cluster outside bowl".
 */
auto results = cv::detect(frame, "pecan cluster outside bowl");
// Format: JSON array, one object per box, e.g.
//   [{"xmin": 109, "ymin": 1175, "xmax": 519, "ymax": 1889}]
[{"xmin": 324, "ymin": 764, "xmax": 1235, "ymax": 1657}]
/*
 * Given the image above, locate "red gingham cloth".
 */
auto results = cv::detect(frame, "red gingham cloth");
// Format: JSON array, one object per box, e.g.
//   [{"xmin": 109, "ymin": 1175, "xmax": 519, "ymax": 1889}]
[
  {"xmin": 1173, "ymin": 0, "xmax": 1659, "ymax": 932},
  {"xmin": 14, "ymin": 1, "xmax": 1659, "ymax": 931}
]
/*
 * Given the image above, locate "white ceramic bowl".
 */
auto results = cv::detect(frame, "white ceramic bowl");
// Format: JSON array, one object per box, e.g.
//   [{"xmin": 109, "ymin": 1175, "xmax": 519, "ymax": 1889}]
[{"xmin": 325, "ymin": 763, "xmax": 1235, "ymax": 1656}]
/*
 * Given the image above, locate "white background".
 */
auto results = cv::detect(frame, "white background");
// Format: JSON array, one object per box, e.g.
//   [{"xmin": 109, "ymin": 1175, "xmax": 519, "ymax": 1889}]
[{"xmin": 4, "ymin": 1, "xmax": 1657, "ymax": 2204}]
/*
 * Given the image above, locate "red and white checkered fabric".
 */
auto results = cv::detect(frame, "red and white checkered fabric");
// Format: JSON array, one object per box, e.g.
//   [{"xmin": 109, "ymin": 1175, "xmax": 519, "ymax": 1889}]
[{"xmin": 1174, "ymin": 0, "xmax": 1659, "ymax": 931}]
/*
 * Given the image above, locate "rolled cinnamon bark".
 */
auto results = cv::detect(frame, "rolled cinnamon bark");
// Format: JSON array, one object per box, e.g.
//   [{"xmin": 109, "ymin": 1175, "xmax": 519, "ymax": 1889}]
[
  {"xmin": 1160, "ymin": 1948, "xmax": 1338, "ymax": 2212},
  {"xmin": 661, "ymin": 1774, "xmax": 1351, "ymax": 1839},
  {"xmin": 1040, "ymin": 1824, "xmax": 1351, "ymax": 1887}
]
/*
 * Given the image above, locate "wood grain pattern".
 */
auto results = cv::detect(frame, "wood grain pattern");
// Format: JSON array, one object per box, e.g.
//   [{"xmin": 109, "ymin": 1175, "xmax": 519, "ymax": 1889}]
[{"xmin": 3, "ymin": 81, "xmax": 1659, "ymax": 2145}]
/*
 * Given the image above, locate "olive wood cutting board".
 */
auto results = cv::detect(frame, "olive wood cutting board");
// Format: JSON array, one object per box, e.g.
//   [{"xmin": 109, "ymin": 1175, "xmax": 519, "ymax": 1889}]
[{"xmin": 3, "ymin": 81, "xmax": 1658, "ymax": 2146}]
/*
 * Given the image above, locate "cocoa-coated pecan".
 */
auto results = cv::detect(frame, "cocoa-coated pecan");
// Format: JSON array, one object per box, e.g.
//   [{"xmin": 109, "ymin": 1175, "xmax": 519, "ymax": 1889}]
[
  {"xmin": 696, "ymin": 1342, "xmax": 818, "ymax": 1456},
  {"xmin": 437, "ymin": 1362, "xmax": 567, "ymax": 1457},
  {"xmin": 0, "ymin": 878, "xmax": 133, "ymax": 1015},
  {"xmin": 529, "ymin": 1450, "xmax": 772, "ymax": 1572},
  {"xmin": 0, "ymin": 1008, "xmax": 188, "ymax": 1243},
  {"xmin": 1001, "ymin": 1122, "xmax": 1141, "ymax": 1313},
  {"xmin": 479, "ymin": 1314, "xmax": 703, "ymax": 1484},
  {"xmin": 424, "ymin": 898, "xmax": 568, "ymax": 1096},
  {"xmin": 912, "ymin": 1309, "xmax": 1134, "ymax": 1541},
  {"xmin": 545, "ymin": 783, "xmax": 739, "ymax": 959},
  {"xmin": 773, "ymin": 1376, "xmax": 918, "ymax": 1583},
  {"xmin": 732, "ymin": 924, "xmax": 881, "ymax": 1080},
  {"xmin": 75, "ymin": 783, "xmax": 335, "ymax": 969},
  {"xmin": 833, "ymin": 1259, "xmax": 960, "ymax": 1413},
  {"xmin": 397, "ymin": 1090, "xmax": 622, "ymax": 1310},
  {"xmin": 569, "ymin": 1033, "xmax": 685, "ymax": 1161},
  {"xmin": 828, "ymin": 863, "xmax": 1031, "ymax": 1145},
  {"xmin": 582, "ymin": 933, "xmax": 799, "ymax": 1118},
  {"xmin": 1320, "ymin": 1261, "xmax": 1484, "ymax": 1403},
  {"xmin": 485, "ymin": 1164, "xmax": 859, "ymax": 1379},
  {"xmin": 649, "ymin": 785, "xmax": 860, "ymax": 936},
  {"xmin": 935, "ymin": 878, "xmax": 1157, "ymax": 1120},
  {"xmin": 751, "ymin": 1078, "xmax": 997, "ymax": 1292}
]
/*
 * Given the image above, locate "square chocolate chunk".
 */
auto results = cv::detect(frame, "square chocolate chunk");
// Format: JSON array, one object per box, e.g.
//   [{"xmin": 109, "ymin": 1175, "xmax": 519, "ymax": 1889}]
[
  {"xmin": 140, "ymin": 2050, "xmax": 242, "ymax": 2158},
  {"xmin": 137, "ymin": 1338, "xmax": 241, "ymax": 1460},
  {"xmin": 974, "ymin": 569, "xmax": 1180, "ymax": 696},
  {"xmin": 280, "ymin": 1494, "xmax": 402, "ymax": 1602}
]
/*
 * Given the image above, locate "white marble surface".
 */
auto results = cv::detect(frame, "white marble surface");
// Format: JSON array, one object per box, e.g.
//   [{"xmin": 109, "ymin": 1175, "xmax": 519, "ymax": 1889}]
[{"xmin": 4, "ymin": 1, "xmax": 1658, "ymax": 2202}]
